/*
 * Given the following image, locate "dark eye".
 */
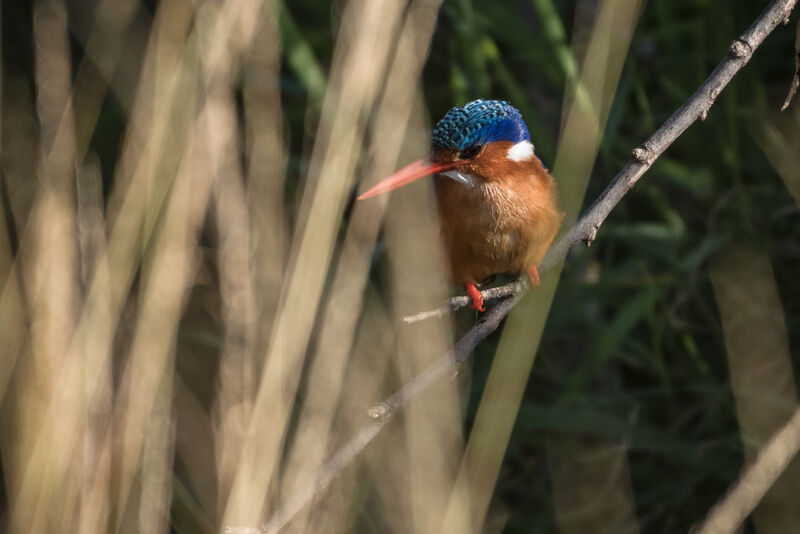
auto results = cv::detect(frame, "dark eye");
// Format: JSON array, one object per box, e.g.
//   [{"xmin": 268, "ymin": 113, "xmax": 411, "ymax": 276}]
[{"xmin": 459, "ymin": 145, "xmax": 482, "ymax": 160}]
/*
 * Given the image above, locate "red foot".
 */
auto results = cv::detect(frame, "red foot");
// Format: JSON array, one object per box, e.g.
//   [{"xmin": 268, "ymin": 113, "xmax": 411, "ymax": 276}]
[
  {"xmin": 465, "ymin": 283, "xmax": 486, "ymax": 312},
  {"xmin": 526, "ymin": 265, "xmax": 541, "ymax": 287}
]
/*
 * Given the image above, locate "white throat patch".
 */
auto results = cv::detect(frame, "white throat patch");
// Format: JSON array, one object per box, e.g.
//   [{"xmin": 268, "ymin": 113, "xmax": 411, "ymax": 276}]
[{"xmin": 506, "ymin": 140, "xmax": 534, "ymax": 162}]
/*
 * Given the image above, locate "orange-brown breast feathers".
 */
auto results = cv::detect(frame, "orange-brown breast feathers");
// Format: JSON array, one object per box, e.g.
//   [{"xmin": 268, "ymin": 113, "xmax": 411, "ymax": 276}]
[{"xmin": 434, "ymin": 141, "xmax": 563, "ymax": 285}]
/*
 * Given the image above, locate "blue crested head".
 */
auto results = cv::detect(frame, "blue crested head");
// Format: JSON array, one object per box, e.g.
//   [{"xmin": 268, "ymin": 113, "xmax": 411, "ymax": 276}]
[{"xmin": 431, "ymin": 99, "xmax": 530, "ymax": 151}]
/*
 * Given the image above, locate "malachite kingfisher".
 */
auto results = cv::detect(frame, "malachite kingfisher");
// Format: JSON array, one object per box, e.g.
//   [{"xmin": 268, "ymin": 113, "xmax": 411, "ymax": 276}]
[{"xmin": 359, "ymin": 99, "xmax": 563, "ymax": 312}]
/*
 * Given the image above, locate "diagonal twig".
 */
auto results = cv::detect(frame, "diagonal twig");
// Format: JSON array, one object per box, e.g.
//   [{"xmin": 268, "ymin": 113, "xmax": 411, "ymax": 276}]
[
  {"xmin": 402, "ymin": 279, "xmax": 526, "ymax": 323},
  {"xmin": 781, "ymin": 18, "xmax": 800, "ymax": 110},
  {"xmin": 245, "ymin": 1, "xmax": 799, "ymax": 532}
]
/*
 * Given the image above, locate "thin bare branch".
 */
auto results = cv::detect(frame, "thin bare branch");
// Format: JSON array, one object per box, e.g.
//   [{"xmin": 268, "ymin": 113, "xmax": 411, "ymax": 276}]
[
  {"xmin": 402, "ymin": 280, "xmax": 525, "ymax": 324},
  {"xmin": 781, "ymin": 18, "xmax": 799, "ymax": 110},
  {"xmin": 249, "ymin": 0, "xmax": 799, "ymax": 531}
]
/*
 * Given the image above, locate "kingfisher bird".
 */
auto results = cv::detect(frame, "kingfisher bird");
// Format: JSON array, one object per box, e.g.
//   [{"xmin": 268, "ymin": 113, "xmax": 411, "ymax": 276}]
[{"xmin": 359, "ymin": 99, "xmax": 562, "ymax": 312}]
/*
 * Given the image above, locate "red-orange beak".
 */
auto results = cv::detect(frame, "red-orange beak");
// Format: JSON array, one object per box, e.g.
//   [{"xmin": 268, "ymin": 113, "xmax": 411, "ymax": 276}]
[{"xmin": 357, "ymin": 159, "xmax": 466, "ymax": 200}]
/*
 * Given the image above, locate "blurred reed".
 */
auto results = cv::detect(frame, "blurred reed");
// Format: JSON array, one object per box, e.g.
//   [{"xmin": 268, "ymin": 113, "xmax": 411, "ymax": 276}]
[
  {"xmin": 214, "ymin": 0, "xmax": 282, "ymax": 524},
  {"xmin": 275, "ymin": 2, "xmax": 454, "ymax": 533},
  {"xmin": 12, "ymin": 1, "xmax": 81, "ymax": 531},
  {"xmin": 221, "ymin": 0, "xmax": 412, "ymax": 527}
]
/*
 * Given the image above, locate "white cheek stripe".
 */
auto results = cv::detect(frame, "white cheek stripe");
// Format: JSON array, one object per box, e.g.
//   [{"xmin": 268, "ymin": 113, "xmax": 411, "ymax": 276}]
[{"xmin": 506, "ymin": 140, "xmax": 534, "ymax": 162}]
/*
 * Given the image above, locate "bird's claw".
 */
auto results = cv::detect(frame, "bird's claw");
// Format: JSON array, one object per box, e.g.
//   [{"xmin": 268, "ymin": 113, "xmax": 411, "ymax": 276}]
[
  {"xmin": 526, "ymin": 265, "xmax": 541, "ymax": 287},
  {"xmin": 465, "ymin": 283, "xmax": 486, "ymax": 312}
]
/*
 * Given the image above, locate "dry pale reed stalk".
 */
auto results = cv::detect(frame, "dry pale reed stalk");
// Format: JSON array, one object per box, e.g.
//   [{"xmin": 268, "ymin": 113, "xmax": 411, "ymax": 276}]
[
  {"xmin": 136, "ymin": 366, "xmax": 178, "ymax": 533},
  {"xmin": 215, "ymin": 0, "xmax": 283, "ymax": 518},
  {"xmin": 58, "ymin": 10, "xmax": 133, "ymax": 521},
  {"xmin": 0, "ymin": 0, "xmax": 256, "ymax": 530},
  {"xmin": 11, "ymin": 1, "xmax": 196, "ymax": 530},
  {"xmin": 216, "ymin": 0, "xmax": 289, "ymax": 516},
  {"xmin": 440, "ymin": 1, "xmax": 644, "ymax": 531},
  {"xmin": 113, "ymin": 0, "xmax": 265, "ymax": 526},
  {"xmin": 79, "ymin": 1, "xmax": 195, "ymax": 528},
  {"xmin": 710, "ymin": 246, "xmax": 800, "ymax": 532},
  {"xmin": 381, "ymin": 96, "xmax": 465, "ymax": 534},
  {"xmin": 213, "ymin": 119, "xmax": 259, "ymax": 518},
  {"xmin": 243, "ymin": 0, "xmax": 287, "ymax": 336},
  {"xmin": 9, "ymin": 0, "xmax": 263, "ymax": 529},
  {"xmin": 103, "ymin": 0, "xmax": 194, "ymax": 231},
  {"xmin": 0, "ymin": 6, "xmax": 137, "ymax": 526},
  {"xmin": 7, "ymin": 1, "xmax": 81, "ymax": 531},
  {"xmin": 221, "ymin": 0, "xmax": 407, "ymax": 527},
  {"xmin": 306, "ymin": 292, "xmax": 396, "ymax": 534},
  {"xmin": 75, "ymin": 155, "xmax": 114, "ymax": 534},
  {"xmin": 276, "ymin": 2, "xmax": 446, "ymax": 533},
  {"xmin": 110, "ymin": 118, "xmax": 205, "ymax": 531}
]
